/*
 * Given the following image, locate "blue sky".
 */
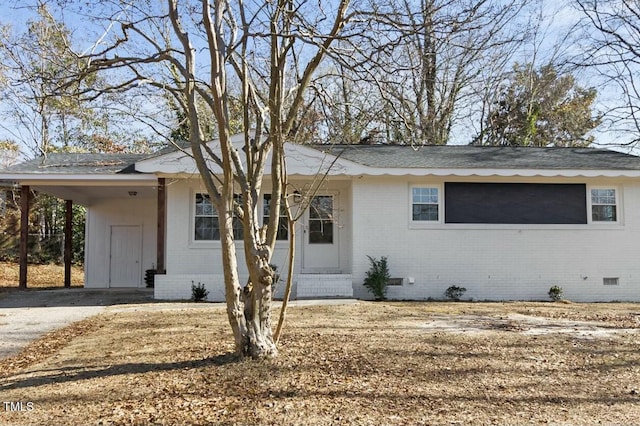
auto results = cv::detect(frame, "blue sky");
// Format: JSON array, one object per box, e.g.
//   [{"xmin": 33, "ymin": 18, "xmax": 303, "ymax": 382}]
[{"xmin": 0, "ymin": 0, "xmax": 635, "ymax": 155}]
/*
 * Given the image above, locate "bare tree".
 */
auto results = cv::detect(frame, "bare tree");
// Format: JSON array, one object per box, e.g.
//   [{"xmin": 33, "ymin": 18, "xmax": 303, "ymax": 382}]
[
  {"xmin": 299, "ymin": 66, "xmax": 383, "ymax": 145},
  {"xmin": 347, "ymin": 0, "xmax": 531, "ymax": 145},
  {"xmin": 0, "ymin": 3, "xmax": 163, "ymax": 156},
  {"xmin": 0, "ymin": 4, "xmax": 97, "ymax": 155},
  {"xmin": 52, "ymin": 0, "xmax": 353, "ymax": 358},
  {"xmin": 574, "ymin": 0, "xmax": 640, "ymax": 147}
]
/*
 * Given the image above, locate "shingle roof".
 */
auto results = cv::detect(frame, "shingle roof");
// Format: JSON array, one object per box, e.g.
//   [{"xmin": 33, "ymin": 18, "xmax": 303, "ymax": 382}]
[
  {"xmin": 1, "ymin": 153, "xmax": 150, "ymax": 174},
  {"xmin": 4, "ymin": 145, "xmax": 640, "ymax": 176},
  {"xmin": 317, "ymin": 145, "xmax": 640, "ymax": 170}
]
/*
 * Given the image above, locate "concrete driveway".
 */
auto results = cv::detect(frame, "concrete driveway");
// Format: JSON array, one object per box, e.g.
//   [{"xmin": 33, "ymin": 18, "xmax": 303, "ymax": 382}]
[
  {"xmin": 0, "ymin": 288, "xmax": 155, "ymax": 359},
  {"xmin": 0, "ymin": 288, "xmax": 358, "ymax": 360}
]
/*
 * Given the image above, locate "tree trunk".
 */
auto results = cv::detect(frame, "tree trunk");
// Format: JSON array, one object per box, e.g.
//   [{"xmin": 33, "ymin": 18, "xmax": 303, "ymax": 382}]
[
  {"xmin": 219, "ymin": 211, "xmax": 277, "ymax": 359},
  {"xmin": 242, "ymin": 232, "xmax": 278, "ymax": 358},
  {"xmin": 243, "ymin": 278, "xmax": 278, "ymax": 359},
  {"xmin": 274, "ymin": 213, "xmax": 295, "ymax": 343},
  {"xmin": 218, "ymin": 213, "xmax": 248, "ymax": 354}
]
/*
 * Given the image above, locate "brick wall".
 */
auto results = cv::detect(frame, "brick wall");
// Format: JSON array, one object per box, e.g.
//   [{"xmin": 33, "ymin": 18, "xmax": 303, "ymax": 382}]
[
  {"xmin": 352, "ymin": 176, "xmax": 640, "ymax": 302},
  {"xmin": 296, "ymin": 274, "xmax": 353, "ymax": 298},
  {"xmin": 155, "ymin": 174, "xmax": 640, "ymax": 302},
  {"xmin": 155, "ymin": 274, "xmax": 226, "ymax": 301},
  {"xmin": 155, "ymin": 178, "xmax": 353, "ymax": 300}
]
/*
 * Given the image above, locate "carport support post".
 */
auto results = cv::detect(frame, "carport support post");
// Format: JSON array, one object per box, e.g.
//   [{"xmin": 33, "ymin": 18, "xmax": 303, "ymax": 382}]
[
  {"xmin": 64, "ymin": 199, "xmax": 73, "ymax": 288},
  {"xmin": 156, "ymin": 178, "xmax": 166, "ymax": 274},
  {"xmin": 19, "ymin": 185, "xmax": 30, "ymax": 289}
]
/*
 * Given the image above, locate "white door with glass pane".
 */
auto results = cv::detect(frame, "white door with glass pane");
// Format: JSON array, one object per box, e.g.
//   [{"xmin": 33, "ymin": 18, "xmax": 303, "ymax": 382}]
[{"xmin": 302, "ymin": 194, "xmax": 340, "ymax": 271}]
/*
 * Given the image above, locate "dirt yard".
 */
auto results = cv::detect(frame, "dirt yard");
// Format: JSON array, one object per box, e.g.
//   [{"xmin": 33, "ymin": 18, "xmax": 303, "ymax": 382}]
[{"xmin": 1, "ymin": 301, "xmax": 639, "ymax": 425}]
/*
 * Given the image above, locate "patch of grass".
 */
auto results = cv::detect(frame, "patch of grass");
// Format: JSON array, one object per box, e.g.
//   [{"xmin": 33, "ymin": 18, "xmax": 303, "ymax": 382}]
[
  {"xmin": 0, "ymin": 261, "xmax": 84, "ymax": 289},
  {"xmin": 1, "ymin": 302, "xmax": 640, "ymax": 425}
]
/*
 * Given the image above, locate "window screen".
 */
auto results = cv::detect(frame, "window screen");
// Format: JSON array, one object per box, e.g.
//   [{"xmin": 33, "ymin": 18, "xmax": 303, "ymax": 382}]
[{"xmin": 444, "ymin": 183, "xmax": 587, "ymax": 224}]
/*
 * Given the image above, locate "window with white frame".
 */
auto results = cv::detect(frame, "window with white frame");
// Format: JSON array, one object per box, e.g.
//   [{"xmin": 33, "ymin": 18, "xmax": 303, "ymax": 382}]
[
  {"xmin": 412, "ymin": 186, "xmax": 439, "ymax": 222},
  {"xmin": 263, "ymin": 194, "xmax": 288, "ymax": 240},
  {"xmin": 590, "ymin": 188, "xmax": 618, "ymax": 222},
  {"xmin": 194, "ymin": 193, "xmax": 243, "ymax": 241},
  {"xmin": 194, "ymin": 193, "xmax": 219, "ymax": 240}
]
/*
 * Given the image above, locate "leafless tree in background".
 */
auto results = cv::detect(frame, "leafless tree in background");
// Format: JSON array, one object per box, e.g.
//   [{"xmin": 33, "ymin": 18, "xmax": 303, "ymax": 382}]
[
  {"xmin": 349, "ymin": 0, "xmax": 532, "ymax": 145},
  {"xmin": 575, "ymin": 0, "xmax": 640, "ymax": 147}
]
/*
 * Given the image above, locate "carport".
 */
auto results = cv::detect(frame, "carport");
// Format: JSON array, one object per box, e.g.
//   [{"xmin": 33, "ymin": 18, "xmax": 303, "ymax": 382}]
[{"xmin": 0, "ymin": 153, "xmax": 164, "ymax": 289}]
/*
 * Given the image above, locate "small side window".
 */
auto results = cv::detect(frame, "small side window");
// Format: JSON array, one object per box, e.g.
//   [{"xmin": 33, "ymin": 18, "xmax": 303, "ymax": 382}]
[
  {"xmin": 591, "ymin": 188, "xmax": 617, "ymax": 222},
  {"xmin": 412, "ymin": 187, "xmax": 439, "ymax": 222}
]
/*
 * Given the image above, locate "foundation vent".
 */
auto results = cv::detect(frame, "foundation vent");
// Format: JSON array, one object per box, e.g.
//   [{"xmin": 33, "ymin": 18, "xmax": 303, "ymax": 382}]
[{"xmin": 603, "ymin": 277, "xmax": 619, "ymax": 286}]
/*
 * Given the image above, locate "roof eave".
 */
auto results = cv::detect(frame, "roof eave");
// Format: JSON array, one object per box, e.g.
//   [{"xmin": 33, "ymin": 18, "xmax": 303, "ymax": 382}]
[
  {"xmin": 135, "ymin": 167, "xmax": 640, "ymax": 179},
  {"xmin": 347, "ymin": 167, "xmax": 640, "ymax": 178},
  {"xmin": 0, "ymin": 173, "xmax": 159, "ymax": 185}
]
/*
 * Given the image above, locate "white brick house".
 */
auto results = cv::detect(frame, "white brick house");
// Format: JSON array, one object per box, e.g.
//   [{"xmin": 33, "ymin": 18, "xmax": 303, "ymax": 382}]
[{"xmin": 3, "ymin": 138, "xmax": 640, "ymax": 302}]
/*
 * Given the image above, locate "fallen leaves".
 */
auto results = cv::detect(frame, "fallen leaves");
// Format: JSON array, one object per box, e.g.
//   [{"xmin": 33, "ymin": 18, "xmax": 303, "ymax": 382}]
[
  {"xmin": 0, "ymin": 302, "xmax": 639, "ymax": 425},
  {"xmin": 0, "ymin": 261, "xmax": 84, "ymax": 289}
]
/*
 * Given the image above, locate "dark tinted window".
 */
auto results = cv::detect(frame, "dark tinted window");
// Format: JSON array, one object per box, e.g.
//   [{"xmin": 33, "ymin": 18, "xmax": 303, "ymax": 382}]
[{"xmin": 444, "ymin": 183, "xmax": 587, "ymax": 224}]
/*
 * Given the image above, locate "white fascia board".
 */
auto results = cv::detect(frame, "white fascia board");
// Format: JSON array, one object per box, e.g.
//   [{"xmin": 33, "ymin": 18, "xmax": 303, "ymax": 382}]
[
  {"xmin": 142, "ymin": 162, "xmax": 640, "ymax": 180},
  {"xmin": 350, "ymin": 167, "xmax": 640, "ymax": 178},
  {"xmin": 2, "ymin": 174, "xmax": 158, "ymax": 186}
]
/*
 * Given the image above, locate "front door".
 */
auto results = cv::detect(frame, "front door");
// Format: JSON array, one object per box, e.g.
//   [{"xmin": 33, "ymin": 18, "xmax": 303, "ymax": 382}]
[
  {"xmin": 109, "ymin": 225, "xmax": 142, "ymax": 287},
  {"xmin": 302, "ymin": 194, "xmax": 340, "ymax": 271}
]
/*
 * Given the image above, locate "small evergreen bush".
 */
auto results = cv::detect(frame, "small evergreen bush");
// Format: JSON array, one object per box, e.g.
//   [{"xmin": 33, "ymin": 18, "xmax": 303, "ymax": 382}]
[
  {"xmin": 444, "ymin": 285, "xmax": 467, "ymax": 301},
  {"xmin": 363, "ymin": 255, "xmax": 390, "ymax": 301},
  {"xmin": 548, "ymin": 285, "xmax": 563, "ymax": 302},
  {"xmin": 191, "ymin": 281, "xmax": 209, "ymax": 302}
]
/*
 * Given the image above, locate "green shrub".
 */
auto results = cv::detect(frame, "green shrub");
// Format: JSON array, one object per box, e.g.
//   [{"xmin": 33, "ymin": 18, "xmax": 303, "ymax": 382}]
[
  {"xmin": 191, "ymin": 281, "xmax": 209, "ymax": 302},
  {"xmin": 548, "ymin": 285, "xmax": 563, "ymax": 302},
  {"xmin": 444, "ymin": 285, "xmax": 467, "ymax": 301},
  {"xmin": 363, "ymin": 255, "xmax": 390, "ymax": 301}
]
